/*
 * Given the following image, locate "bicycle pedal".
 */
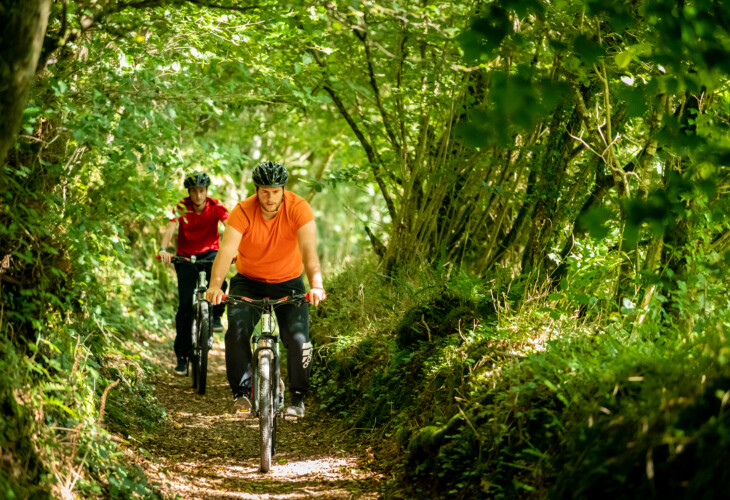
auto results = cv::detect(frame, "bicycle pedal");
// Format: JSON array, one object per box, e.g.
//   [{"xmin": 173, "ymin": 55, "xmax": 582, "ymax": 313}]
[
  {"xmin": 232, "ymin": 396, "xmax": 253, "ymax": 417},
  {"xmin": 233, "ymin": 407, "xmax": 253, "ymax": 419}
]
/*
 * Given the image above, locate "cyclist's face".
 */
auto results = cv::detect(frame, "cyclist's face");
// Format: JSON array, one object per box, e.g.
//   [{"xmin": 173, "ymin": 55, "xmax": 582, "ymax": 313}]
[
  {"xmin": 188, "ymin": 186, "xmax": 207, "ymax": 209},
  {"xmin": 257, "ymin": 187, "xmax": 284, "ymax": 215}
]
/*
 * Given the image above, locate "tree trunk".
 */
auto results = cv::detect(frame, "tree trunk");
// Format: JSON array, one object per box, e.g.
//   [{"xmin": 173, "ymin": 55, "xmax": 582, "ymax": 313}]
[
  {"xmin": 0, "ymin": 0, "xmax": 51, "ymax": 167},
  {"xmin": 550, "ymin": 164, "xmax": 611, "ymax": 283},
  {"xmin": 661, "ymin": 162, "xmax": 693, "ymax": 332},
  {"xmin": 521, "ymin": 102, "xmax": 579, "ymax": 274}
]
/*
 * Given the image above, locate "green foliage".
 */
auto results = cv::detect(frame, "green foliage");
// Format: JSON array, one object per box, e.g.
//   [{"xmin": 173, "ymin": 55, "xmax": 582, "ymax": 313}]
[
  {"xmin": 311, "ymin": 261, "xmax": 505, "ymax": 477},
  {"xmin": 0, "ymin": 322, "xmax": 167, "ymax": 498},
  {"xmin": 312, "ymin": 241, "xmax": 730, "ymax": 498},
  {"xmin": 1, "ymin": 6, "xmax": 179, "ymax": 493},
  {"xmin": 3, "ymin": 0, "xmax": 730, "ymax": 497},
  {"xmin": 0, "ymin": 350, "xmax": 50, "ymax": 499},
  {"xmin": 395, "ymin": 284, "xmax": 495, "ymax": 349}
]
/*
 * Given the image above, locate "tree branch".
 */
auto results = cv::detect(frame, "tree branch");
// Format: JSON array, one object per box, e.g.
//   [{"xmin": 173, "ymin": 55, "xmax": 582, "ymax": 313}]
[
  {"xmin": 39, "ymin": 0, "xmax": 161, "ymax": 70},
  {"xmin": 353, "ymin": 26, "xmax": 402, "ymax": 159},
  {"xmin": 38, "ymin": 0, "xmax": 260, "ymax": 71},
  {"xmin": 307, "ymin": 48, "xmax": 397, "ymax": 222},
  {"xmin": 395, "ymin": 34, "xmax": 408, "ymax": 159},
  {"xmin": 184, "ymin": 0, "xmax": 262, "ymax": 12}
]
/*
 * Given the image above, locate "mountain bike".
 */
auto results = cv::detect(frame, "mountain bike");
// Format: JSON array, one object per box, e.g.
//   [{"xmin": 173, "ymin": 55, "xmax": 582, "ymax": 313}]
[
  {"xmin": 158, "ymin": 255, "xmax": 214, "ymax": 396},
  {"xmin": 222, "ymin": 292, "xmax": 309, "ymax": 473}
]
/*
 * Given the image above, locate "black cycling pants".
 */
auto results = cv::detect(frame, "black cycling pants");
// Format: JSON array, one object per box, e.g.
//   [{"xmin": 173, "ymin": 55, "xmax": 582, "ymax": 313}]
[
  {"xmin": 225, "ymin": 273, "xmax": 312, "ymax": 397},
  {"xmin": 173, "ymin": 250, "xmax": 227, "ymax": 358}
]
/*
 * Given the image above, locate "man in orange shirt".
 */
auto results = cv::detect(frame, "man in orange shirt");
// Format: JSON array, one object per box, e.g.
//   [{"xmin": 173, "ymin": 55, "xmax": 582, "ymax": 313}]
[{"xmin": 206, "ymin": 161, "xmax": 325, "ymax": 418}]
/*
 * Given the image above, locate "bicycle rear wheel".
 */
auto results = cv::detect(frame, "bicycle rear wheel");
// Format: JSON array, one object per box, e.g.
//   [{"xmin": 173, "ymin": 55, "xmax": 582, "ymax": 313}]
[
  {"xmin": 258, "ymin": 350, "xmax": 274, "ymax": 472},
  {"xmin": 197, "ymin": 301, "xmax": 211, "ymax": 395}
]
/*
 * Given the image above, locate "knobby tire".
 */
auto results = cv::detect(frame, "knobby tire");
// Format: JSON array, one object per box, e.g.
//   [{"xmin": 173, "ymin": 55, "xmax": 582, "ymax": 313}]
[
  {"xmin": 190, "ymin": 313, "xmax": 199, "ymax": 389},
  {"xmin": 272, "ymin": 367, "xmax": 282, "ymax": 457},
  {"xmin": 197, "ymin": 301, "xmax": 211, "ymax": 395},
  {"xmin": 258, "ymin": 351, "xmax": 273, "ymax": 473}
]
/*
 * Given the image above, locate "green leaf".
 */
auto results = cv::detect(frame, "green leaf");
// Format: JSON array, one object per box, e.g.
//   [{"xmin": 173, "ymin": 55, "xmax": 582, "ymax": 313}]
[
  {"xmin": 574, "ymin": 35, "xmax": 605, "ymax": 64},
  {"xmin": 578, "ymin": 206, "xmax": 613, "ymax": 240},
  {"xmin": 615, "ymin": 50, "xmax": 633, "ymax": 69}
]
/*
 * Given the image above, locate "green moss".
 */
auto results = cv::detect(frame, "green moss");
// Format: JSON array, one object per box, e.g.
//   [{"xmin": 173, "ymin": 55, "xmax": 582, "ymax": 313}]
[{"xmin": 395, "ymin": 290, "xmax": 494, "ymax": 349}]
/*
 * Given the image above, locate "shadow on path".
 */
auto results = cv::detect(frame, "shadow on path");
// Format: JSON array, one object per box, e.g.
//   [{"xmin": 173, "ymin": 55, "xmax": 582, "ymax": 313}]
[{"xmin": 126, "ymin": 334, "xmax": 384, "ymax": 499}]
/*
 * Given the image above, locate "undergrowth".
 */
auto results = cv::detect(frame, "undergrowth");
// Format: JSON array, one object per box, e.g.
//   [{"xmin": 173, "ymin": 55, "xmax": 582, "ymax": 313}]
[
  {"xmin": 0, "ymin": 276, "xmax": 172, "ymax": 499},
  {"xmin": 1, "ymin": 156, "xmax": 174, "ymax": 498},
  {"xmin": 1, "ymin": 74, "xmax": 179, "ymax": 498},
  {"xmin": 311, "ymin": 257, "xmax": 730, "ymax": 499}
]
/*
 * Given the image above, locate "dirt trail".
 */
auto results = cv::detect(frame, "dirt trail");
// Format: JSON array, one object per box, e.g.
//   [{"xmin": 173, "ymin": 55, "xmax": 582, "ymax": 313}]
[{"xmin": 126, "ymin": 336, "xmax": 386, "ymax": 499}]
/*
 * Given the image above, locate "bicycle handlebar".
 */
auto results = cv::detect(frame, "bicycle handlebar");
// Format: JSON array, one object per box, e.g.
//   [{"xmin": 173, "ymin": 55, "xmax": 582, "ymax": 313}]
[
  {"xmin": 155, "ymin": 255, "xmax": 216, "ymax": 264},
  {"xmin": 222, "ymin": 293, "xmax": 309, "ymax": 308}
]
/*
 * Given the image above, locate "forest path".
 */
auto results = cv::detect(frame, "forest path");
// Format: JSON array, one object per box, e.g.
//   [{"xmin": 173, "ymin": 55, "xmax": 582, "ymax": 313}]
[{"xmin": 126, "ymin": 333, "xmax": 386, "ymax": 499}]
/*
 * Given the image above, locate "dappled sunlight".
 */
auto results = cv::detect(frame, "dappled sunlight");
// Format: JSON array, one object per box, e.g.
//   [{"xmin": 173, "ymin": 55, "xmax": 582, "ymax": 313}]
[
  {"xmin": 267, "ymin": 456, "xmax": 372, "ymax": 480},
  {"xmin": 143, "ymin": 454, "xmax": 379, "ymax": 499},
  {"xmin": 5, "ymin": 0, "xmax": 728, "ymax": 498},
  {"xmin": 124, "ymin": 339, "xmax": 384, "ymax": 498}
]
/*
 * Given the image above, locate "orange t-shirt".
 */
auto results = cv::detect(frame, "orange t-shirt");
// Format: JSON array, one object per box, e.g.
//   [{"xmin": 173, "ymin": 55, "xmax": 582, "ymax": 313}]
[{"xmin": 227, "ymin": 191, "xmax": 314, "ymax": 282}]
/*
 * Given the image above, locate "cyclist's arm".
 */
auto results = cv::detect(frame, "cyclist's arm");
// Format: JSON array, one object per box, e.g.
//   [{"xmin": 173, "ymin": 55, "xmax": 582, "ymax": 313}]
[
  {"xmin": 298, "ymin": 220, "xmax": 325, "ymax": 306},
  {"xmin": 159, "ymin": 220, "xmax": 177, "ymax": 263},
  {"xmin": 206, "ymin": 223, "xmax": 242, "ymax": 305}
]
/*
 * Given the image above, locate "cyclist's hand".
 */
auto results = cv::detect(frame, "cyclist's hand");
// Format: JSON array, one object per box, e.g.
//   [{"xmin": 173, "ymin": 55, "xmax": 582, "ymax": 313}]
[
  {"xmin": 206, "ymin": 286, "xmax": 224, "ymax": 305},
  {"xmin": 159, "ymin": 250, "xmax": 172, "ymax": 264},
  {"xmin": 309, "ymin": 287, "xmax": 326, "ymax": 306}
]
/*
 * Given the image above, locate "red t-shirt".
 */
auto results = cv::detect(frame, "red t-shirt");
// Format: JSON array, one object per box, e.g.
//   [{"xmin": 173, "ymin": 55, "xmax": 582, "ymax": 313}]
[
  {"xmin": 172, "ymin": 197, "xmax": 229, "ymax": 257},
  {"xmin": 227, "ymin": 191, "xmax": 314, "ymax": 282}
]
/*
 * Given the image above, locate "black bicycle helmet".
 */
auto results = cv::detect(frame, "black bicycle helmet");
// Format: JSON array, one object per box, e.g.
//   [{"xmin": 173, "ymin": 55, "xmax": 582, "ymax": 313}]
[
  {"xmin": 252, "ymin": 161, "xmax": 288, "ymax": 187},
  {"xmin": 183, "ymin": 171, "xmax": 211, "ymax": 189}
]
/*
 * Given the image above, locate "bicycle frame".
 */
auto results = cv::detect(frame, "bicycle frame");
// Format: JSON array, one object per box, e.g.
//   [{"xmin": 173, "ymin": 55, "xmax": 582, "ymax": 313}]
[
  {"xmin": 159, "ymin": 254, "xmax": 215, "ymax": 394},
  {"xmin": 168, "ymin": 255, "xmax": 214, "ymax": 350},
  {"xmin": 222, "ymin": 293, "xmax": 308, "ymax": 472},
  {"xmin": 250, "ymin": 302, "xmax": 284, "ymax": 416},
  {"xmin": 189, "ymin": 257, "xmax": 211, "ymax": 350},
  {"xmin": 225, "ymin": 295, "xmax": 307, "ymax": 414}
]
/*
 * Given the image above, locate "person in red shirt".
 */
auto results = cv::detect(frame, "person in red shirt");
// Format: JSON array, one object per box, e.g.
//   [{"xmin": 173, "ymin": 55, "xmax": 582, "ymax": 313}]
[
  {"xmin": 206, "ymin": 161, "xmax": 325, "ymax": 419},
  {"xmin": 160, "ymin": 172, "xmax": 229, "ymax": 375}
]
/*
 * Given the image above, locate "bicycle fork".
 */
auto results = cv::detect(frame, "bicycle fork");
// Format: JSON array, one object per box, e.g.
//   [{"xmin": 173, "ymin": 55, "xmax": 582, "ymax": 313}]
[
  {"xmin": 251, "ymin": 310, "xmax": 284, "ymax": 415},
  {"xmin": 190, "ymin": 268, "xmax": 209, "ymax": 340}
]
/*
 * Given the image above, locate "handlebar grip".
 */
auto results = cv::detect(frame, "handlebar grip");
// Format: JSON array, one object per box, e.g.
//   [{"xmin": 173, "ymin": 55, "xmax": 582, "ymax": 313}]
[{"xmin": 221, "ymin": 294, "xmax": 228, "ymax": 300}]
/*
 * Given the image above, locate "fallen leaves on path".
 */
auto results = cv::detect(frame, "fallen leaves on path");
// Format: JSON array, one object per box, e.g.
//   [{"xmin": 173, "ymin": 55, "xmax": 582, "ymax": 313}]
[{"xmin": 122, "ymin": 337, "xmax": 386, "ymax": 499}]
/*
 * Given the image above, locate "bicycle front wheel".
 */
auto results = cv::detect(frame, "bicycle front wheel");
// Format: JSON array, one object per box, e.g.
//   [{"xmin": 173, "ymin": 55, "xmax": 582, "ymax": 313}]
[
  {"xmin": 190, "ymin": 315, "xmax": 199, "ymax": 390},
  {"xmin": 197, "ymin": 301, "xmax": 211, "ymax": 395},
  {"xmin": 258, "ymin": 350, "xmax": 274, "ymax": 473}
]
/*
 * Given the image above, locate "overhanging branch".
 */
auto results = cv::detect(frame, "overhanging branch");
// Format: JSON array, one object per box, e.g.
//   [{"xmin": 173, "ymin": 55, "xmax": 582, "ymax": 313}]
[
  {"xmin": 307, "ymin": 47, "xmax": 397, "ymax": 222},
  {"xmin": 38, "ymin": 0, "xmax": 260, "ymax": 71},
  {"xmin": 184, "ymin": 0, "xmax": 261, "ymax": 12},
  {"xmin": 353, "ymin": 27, "xmax": 402, "ymax": 159}
]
